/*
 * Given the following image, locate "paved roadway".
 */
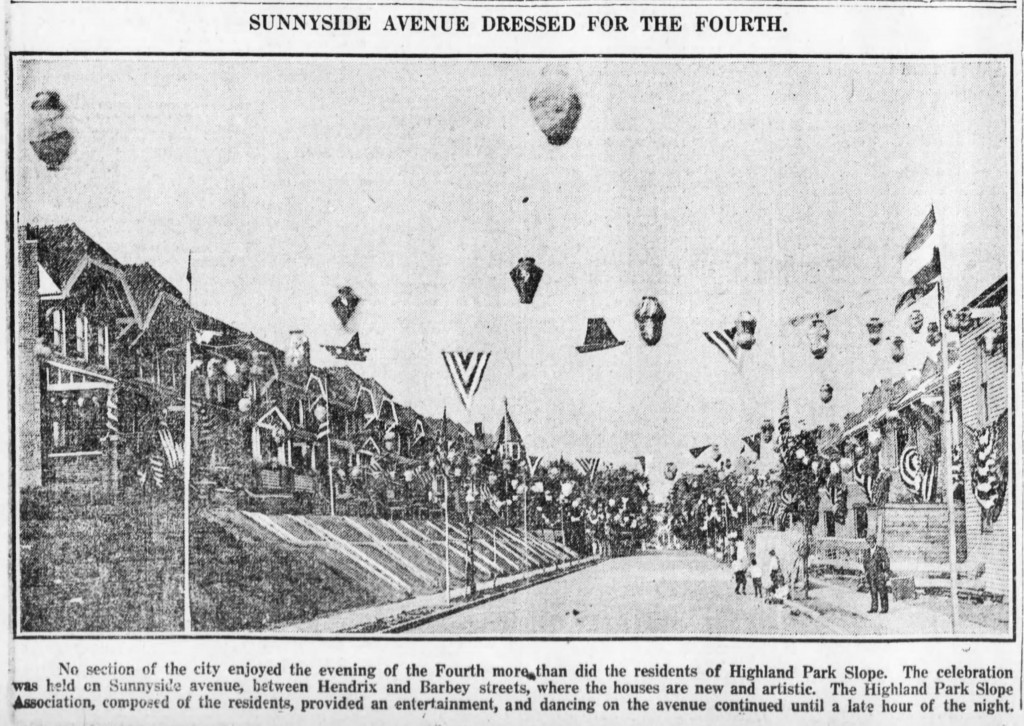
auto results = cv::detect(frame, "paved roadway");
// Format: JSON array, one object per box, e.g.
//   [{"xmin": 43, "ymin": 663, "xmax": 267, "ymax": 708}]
[{"xmin": 411, "ymin": 550, "xmax": 831, "ymax": 636}]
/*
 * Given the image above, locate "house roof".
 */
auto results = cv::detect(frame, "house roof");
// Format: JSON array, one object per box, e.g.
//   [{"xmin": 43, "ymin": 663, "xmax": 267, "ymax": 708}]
[
  {"xmin": 34, "ymin": 224, "xmax": 122, "ymax": 290},
  {"xmin": 123, "ymin": 262, "xmax": 183, "ymax": 317},
  {"xmin": 495, "ymin": 402, "xmax": 523, "ymax": 446}
]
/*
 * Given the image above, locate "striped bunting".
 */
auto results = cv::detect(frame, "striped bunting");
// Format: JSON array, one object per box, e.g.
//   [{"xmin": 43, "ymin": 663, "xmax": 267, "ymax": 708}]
[
  {"xmin": 703, "ymin": 327, "xmax": 740, "ymax": 368},
  {"xmin": 920, "ymin": 463, "xmax": 937, "ymax": 504},
  {"xmin": 441, "ymin": 352, "xmax": 491, "ymax": 411},
  {"xmin": 150, "ymin": 453, "xmax": 165, "ymax": 489},
  {"xmin": 105, "ymin": 389, "xmax": 119, "ymax": 442},
  {"xmin": 526, "ymin": 455, "xmax": 544, "ymax": 478},
  {"xmin": 854, "ymin": 457, "xmax": 874, "ymax": 503},
  {"xmin": 575, "ymin": 458, "xmax": 600, "ymax": 482},
  {"xmin": 158, "ymin": 426, "xmax": 183, "ymax": 470},
  {"xmin": 778, "ymin": 390, "xmax": 791, "ymax": 440},
  {"xmin": 899, "ymin": 445, "xmax": 923, "ymax": 497}
]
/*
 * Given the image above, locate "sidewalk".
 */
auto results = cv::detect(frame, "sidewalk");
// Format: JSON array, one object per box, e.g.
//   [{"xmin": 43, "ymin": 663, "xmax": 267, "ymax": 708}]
[
  {"xmin": 790, "ymin": 577, "xmax": 1004, "ymax": 637},
  {"xmin": 271, "ymin": 556, "xmax": 599, "ymax": 634}
]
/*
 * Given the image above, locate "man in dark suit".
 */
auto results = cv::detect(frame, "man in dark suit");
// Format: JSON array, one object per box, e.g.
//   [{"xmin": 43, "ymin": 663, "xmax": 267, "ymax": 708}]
[{"xmin": 863, "ymin": 534, "xmax": 891, "ymax": 614}]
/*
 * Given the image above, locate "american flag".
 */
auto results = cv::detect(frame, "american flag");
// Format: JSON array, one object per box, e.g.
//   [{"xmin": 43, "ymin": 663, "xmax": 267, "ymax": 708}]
[
  {"xmin": 778, "ymin": 390, "xmax": 791, "ymax": 440},
  {"xmin": 703, "ymin": 327, "xmax": 740, "ymax": 368}
]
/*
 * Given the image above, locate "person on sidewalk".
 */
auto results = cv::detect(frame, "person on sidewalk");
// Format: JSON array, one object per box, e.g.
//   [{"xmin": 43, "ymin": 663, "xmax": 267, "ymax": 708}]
[
  {"xmin": 767, "ymin": 549, "xmax": 782, "ymax": 595},
  {"xmin": 863, "ymin": 534, "xmax": 891, "ymax": 614},
  {"xmin": 749, "ymin": 557, "xmax": 763, "ymax": 597},
  {"xmin": 731, "ymin": 553, "xmax": 747, "ymax": 595}
]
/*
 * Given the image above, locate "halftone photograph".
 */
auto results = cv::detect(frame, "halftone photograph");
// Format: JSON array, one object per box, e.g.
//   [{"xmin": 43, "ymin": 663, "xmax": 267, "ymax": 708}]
[{"xmin": 12, "ymin": 56, "xmax": 1012, "ymax": 637}]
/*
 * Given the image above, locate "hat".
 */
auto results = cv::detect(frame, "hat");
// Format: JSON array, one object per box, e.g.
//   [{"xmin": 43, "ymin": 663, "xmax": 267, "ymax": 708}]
[
  {"xmin": 322, "ymin": 333, "xmax": 369, "ymax": 362},
  {"xmin": 576, "ymin": 318, "xmax": 625, "ymax": 354}
]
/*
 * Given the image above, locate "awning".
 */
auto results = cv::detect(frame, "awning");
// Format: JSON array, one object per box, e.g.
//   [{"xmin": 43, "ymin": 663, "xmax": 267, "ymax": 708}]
[{"xmin": 44, "ymin": 359, "xmax": 116, "ymax": 390}]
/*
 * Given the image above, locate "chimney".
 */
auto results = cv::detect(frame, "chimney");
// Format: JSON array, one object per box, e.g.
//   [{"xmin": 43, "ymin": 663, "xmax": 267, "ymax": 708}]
[
  {"xmin": 474, "ymin": 422, "xmax": 484, "ymax": 440},
  {"xmin": 16, "ymin": 226, "xmax": 42, "ymax": 488},
  {"xmin": 286, "ymin": 329, "xmax": 310, "ymax": 369}
]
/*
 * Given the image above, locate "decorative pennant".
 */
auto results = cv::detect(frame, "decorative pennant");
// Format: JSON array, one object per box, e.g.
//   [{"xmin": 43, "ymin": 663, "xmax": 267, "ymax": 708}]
[
  {"xmin": 526, "ymin": 455, "xmax": 544, "ymax": 478},
  {"xmin": 702, "ymin": 327, "xmax": 739, "ymax": 368},
  {"xmin": 689, "ymin": 445, "xmax": 711, "ymax": 459},
  {"xmin": 575, "ymin": 458, "xmax": 601, "ymax": 483},
  {"xmin": 442, "ymin": 351, "xmax": 491, "ymax": 410}
]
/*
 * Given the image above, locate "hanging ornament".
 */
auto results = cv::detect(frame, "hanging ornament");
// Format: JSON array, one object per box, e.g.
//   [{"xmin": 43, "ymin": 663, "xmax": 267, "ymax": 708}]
[
  {"xmin": 761, "ymin": 419, "xmax": 774, "ymax": 444},
  {"xmin": 866, "ymin": 317, "xmax": 883, "ymax": 346},
  {"xmin": 331, "ymin": 286, "xmax": 361, "ymax": 328},
  {"xmin": 735, "ymin": 311, "xmax": 757, "ymax": 351},
  {"xmin": 223, "ymin": 359, "xmax": 240, "ymax": 382},
  {"xmin": 819, "ymin": 383, "xmax": 834, "ymax": 404},
  {"xmin": 807, "ymin": 317, "xmax": 830, "ymax": 359},
  {"xmin": 510, "ymin": 257, "xmax": 544, "ymax": 304},
  {"xmin": 795, "ymin": 448, "xmax": 806, "ymax": 461},
  {"xmin": 868, "ymin": 427, "xmax": 883, "ymax": 451},
  {"xmin": 830, "ymin": 461, "xmax": 841, "ymax": 475},
  {"xmin": 909, "ymin": 309, "xmax": 924, "ymax": 335},
  {"xmin": 840, "ymin": 456, "xmax": 854, "ymax": 472},
  {"xmin": 711, "ymin": 445, "xmax": 722, "ymax": 462},
  {"xmin": 664, "ymin": 462, "xmax": 678, "ymax": 481},
  {"xmin": 956, "ymin": 308, "xmax": 973, "ymax": 330},
  {"xmin": 238, "ymin": 397, "xmax": 251, "ymax": 413},
  {"xmin": 529, "ymin": 66, "xmax": 582, "ymax": 146},
  {"xmin": 890, "ymin": 336, "xmax": 905, "ymax": 363},
  {"xmin": 982, "ymin": 327, "xmax": 1002, "ymax": 356},
  {"xmin": 313, "ymin": 402, "xmax": 328, "ymax": 423},
  {"xmin": 634, "ymin": 296, "xmax": 667, "ymax": 346},
  {"xmin": 29, "ymin": 91, "xmax": 74, "ymax": 171},
  {"xmin": 853, "ymin": 443, "xmax": 865, "ymax": 458},
  {"xmin": 926, "ymin": 322, "xmax": 940, "ymax": 347},
  {"xmin": 943, "ymin": 310, "xmax": 960, "ymax": 333}
]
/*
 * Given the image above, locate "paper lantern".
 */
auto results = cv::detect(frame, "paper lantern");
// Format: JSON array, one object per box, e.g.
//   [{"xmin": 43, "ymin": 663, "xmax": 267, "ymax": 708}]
[
  {"xmin": 634, "ymin": 296, "xmax": 667, "ymax": 346},
  {"xmin": 488, "ymin": 471, "xmax": 499, "ymax": 485},
  {"xmin": 819, "ymin": 383, "xmax": 833, "ymax": 404},
  {"xmin": 761, "ymin": 419, "xmax": 774, "ymax": 443},
  {"xmin": 403, "ymin": 469, "xmax": 414, "ymax": 483},
  {"xmin": 285, "ymin": 330, "xmax": 310, "ymax": 369},
  {"xmin": 735, "ymin": 311, "xmax": 757, "ymax": 351},
  {"xmin": 331, "ymin": 287, "xmax": 361, "ymax": 327},
  {"xmin": 510, "ymin": 258, "xmax": 544, "ymax": 304},
  {"xmin": 866, "ymin": 317, "xmax": 883, "ymax": 345},
  {"xmin": 943, "ymin": 310, "xmax": 960, "ymax": 333},
  {"xmin": 830, "ymin": 461, "xmax": 840, "ymax": 475},
  {"xmin": 313, "ymin": 402, "xmax": 328, "ymax": 423},
  {"xmin": 238, "ymin": 397, "xmax": 252, "ymax": 413},
  {"xmin": 529, "ymin": 66, "xmax": 582, "ymax": 146},
  {"xmin": 795, "ymin": 448, "xmax": 806, "ymax": 461},
  {"xmin": 926, "ymin": 322, "xmax": 940, "ymax": 347},
  {"xmin": 840, "ymin": 456, "xmax": 854, "ymax": 472},
  {"xmin": 664, "ymin": 462, "xmax": 678, "ymax": 481},
  {"xmin": 890, "ymin": 337, "xmax": 905, "ymax": 363},
  {"xmin": 29, "ymin": 92, "xmax": 73, "ymax": 171},
  {"xmin": 909, "ymin": 310, "xmax": 924, "ymax": 334},
  {"xmin": 807, "ymin": 317, "xmax": 830, "ymax": 359},
  {"xmin": 223, "ymin": 359, "xmax": 239, "ymax": 381},
  {"xmin": 982, "ymin": 327, "xmax": 1002, "ymax": 356},
  {"xmin": 711, "ymin": 445, "xmax": 722, "ymax": 462},
  {"xmin": 867, "ymin": 427, "xmax": 883, "ymax": 450}
]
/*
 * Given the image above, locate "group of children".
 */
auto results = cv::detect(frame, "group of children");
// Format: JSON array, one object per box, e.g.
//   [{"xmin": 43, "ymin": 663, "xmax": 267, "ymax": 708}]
[{"xmin": 731, "ymin": 545, "xmax": 783, "ymax": 599}]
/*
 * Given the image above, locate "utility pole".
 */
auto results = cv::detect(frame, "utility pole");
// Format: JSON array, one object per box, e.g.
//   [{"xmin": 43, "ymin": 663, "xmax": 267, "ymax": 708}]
[{"xmin": 937, "ymin": 276, "xmax": 960, "ymax": 633}]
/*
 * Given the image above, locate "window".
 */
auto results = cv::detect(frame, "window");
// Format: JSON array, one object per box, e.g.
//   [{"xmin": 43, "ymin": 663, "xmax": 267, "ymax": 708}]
[
  {"xmin": 90, "ymin": 324, "xmax": 109, "ymax": 367},
  {"xmin": 855, "ymin": 506, "xmax": 869, "ymax": 539},
  {"xmin": 48, "ymin": 396, "xmax": 103, "ymax": 454},
  {"xmin": 50, "ymin": 309, "xmax": 65, "ymax": 353},
  {"xmin": 824, "ymin": 511, "xmax": 836, "ymax": 538},
  {"xmin": 71, "ymin": 314, "xmax": 88, "ymax": 359}
]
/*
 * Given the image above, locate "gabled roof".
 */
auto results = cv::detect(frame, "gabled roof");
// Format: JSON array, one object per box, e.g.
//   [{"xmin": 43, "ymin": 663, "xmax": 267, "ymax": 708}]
[
  {"xmin": 495, "ymin": 401, "xmax": 523, "ymax": 446},
  {"xmin": 123, "ymin": 262, "xmax": 183, "ymax": 315},
  {"xmin": 34, "ymin": 224, "xmax": 122, "ymax": 290}
]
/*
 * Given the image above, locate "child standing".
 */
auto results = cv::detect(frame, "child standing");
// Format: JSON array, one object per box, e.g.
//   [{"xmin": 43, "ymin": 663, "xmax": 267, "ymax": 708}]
[
  {"xmin": 749, "ymin": 556, "xmax": 763, "ymax": 597},
  {"xmin": 731, "ymin": 554, "xmax": 747, "ymax": 595}
]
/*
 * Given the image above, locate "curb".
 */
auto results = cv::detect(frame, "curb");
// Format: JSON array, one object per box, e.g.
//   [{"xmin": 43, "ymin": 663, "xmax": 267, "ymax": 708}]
[{"xmin": 380, "ymin": 557, "xmax": 601, "ymax": 633}]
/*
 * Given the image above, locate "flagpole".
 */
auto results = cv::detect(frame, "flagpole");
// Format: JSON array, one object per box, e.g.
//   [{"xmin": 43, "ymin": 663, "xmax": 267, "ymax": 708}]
[
  {"xmin": 325, "ymin": 373, "xmax": 335, "ymax": 517},
  {"xmin": 937, "ymin": 275, "xmax": 960, "ymax": 633},
  {"xmin": 443, "ymin": 407, "xmax": 451, "ymax": 605},
  {"xmin": 183, "ymin": 251, "xmax": 193, "ymax": 634}
]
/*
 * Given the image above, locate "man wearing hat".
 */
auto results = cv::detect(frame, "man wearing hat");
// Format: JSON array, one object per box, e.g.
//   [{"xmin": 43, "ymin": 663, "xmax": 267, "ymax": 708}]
[{"xmin": 862, "ymin": 534, "xmax": 891, "ymax": 614}]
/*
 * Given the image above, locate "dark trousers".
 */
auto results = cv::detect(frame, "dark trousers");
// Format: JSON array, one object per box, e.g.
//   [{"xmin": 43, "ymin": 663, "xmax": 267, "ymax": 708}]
[
  {"xmin": 868, "ymin": 582, "xmax": 888, "ymax": 613},
  {"xmin": 734, "ymin": 571, "xmax": 746, "ymax": 594},
  {"xmin": 753, "ymin": 578, "xmax": 762, "ymax": 596}
]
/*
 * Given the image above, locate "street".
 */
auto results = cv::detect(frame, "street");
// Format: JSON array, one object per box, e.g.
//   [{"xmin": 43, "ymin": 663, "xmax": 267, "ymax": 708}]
[{"xmin": 411, "ymin": 550, "xmax": 828, "ymax": 636}]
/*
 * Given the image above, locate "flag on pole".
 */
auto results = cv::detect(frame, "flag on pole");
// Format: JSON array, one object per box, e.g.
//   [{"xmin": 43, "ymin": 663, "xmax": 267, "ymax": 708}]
[
  {"xmin": 441, "ymin": 352, "xmax": 491, "ymax": 410},
  {"xmin": 896, "ymin": 207, "xmax": 941, "ymax": 312},
  {"xmin": 186, "ymin": 251, "xmax": 193, "ymax": 289},
  {"xmin": 778, "ymin": 390, "xmax": 791, "ymax": 439},
  {"xmin": 689, "ymin": 445, "xmax": 711, "ymax": 459},
  {"xmin": 635, "ymin": 456, "xmax": 646, "ymax": 475},
  {"xmin": 575, "ymin": 458, "xmax": 600, "ymax": 482},
  {"xmin": 703, "ymin": 328, "xmax": 740, "ymax": 368}
]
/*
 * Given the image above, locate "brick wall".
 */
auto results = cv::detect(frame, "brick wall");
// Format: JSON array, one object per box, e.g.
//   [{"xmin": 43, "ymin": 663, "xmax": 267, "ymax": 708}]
[{"xmin": 16, "ymin": 227, "xmax": 42, "ymax": 488}]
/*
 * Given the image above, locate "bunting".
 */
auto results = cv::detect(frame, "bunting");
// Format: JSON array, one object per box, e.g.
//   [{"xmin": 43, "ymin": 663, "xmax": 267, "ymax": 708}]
[
  {"xmin": 105, "ymin": 389, "xmax": 119, "ymax": 442},
  {"xmin": 526, "ymin": 455, "xmax": 544, "ymax": 478},
  {"xmin": 854, "ymin": 456, "xmax": 875, "ymax": 503},
  {"xmin": 575, "ymin": 458, "xmax": 601, "ymax": 482},
  {"xmin": 703, "ymin": 327, "xmax": 740, "ymax": 368},
  {"xmin": 149, "ymin": 453, "xmax": 165, "ymax": 489},
  {"xmin": 741, "ymin": 435, "xmax": 761, "ymax": 458},
  {"xmin": 689, "ymin": 445, "xmax": 711, "ymax": 459},
  {"xmin": 441, "ymin": 351, "xmax": 491, "ymax": 410},
  {"xmin": 158, "ymin": 426, "xmax": 183, "ymax": 470}
]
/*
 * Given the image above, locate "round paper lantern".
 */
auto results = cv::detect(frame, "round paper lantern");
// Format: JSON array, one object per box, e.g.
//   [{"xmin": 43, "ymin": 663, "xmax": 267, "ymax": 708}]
[
  {"xmin": 840, "ymin": 456, "xmax": 854, "ymax": 472},
  {"xmin": 735, "ymin": 311, "xmax": 757, "ymax": 351},
  {"xmin": 943, "ymin": 309, "xmax": 960, "ymax": 333},
  {"xmin": 664, "ymin": 462, "xmax": 678, "ymax": 481},
  {"xmin": 223, "ymin": 359, "xmax": 239, "ymax": 381},
  {"xmin": 909, "ymin": 309, "xmax": 924, "ymax": 334},
  {"xmin": 866, "ymin": 317, "xmax": 884, "ymax": 345},
  {"xmin": 238, "ymin": 397, "xmax": 252, "ymax": 413},
  {"xmin": 830, "ymin": 461, "xmax": 840, "ymax": 475},
  {"xmin": 926, "ymin": 322, "xmax": 941, "ymax": 347},
  {"xmin": 890, "ymin": 336, "xmax": 905, "ymax": 363},
  {"xmin": 807, "ymin": 318, "xmax": 830, "ymax": 359},
  {"xmin": 761, "ymin": 419, "xmax": 774, "ymax": 443},
  {"xmin": 819, "ymin": 383, "xmax": 833, "ymax": 403},
  {"xmin": 29, "ymin": 92, "xmax": 74, "ymax": 171},
  {"xmin": 529, "ymin": 66, "xmax": 582, "ymax": 146},
  {"xmin": 867, "ymin": 427, "xmax": 883, "ymax": 450},
  {"xmin": 313, "ymin": 402, "xmax": 328, "ymax": 422},
  {"xmin": 403, "ymin": 469, "xmax": 414, "ymax": 483},
  {"xmin": 795, "ymin": 448, "xmax": 806, "ymax": 460},
  {"xmin": 634, "ymin": 296, "xmax": 667, "ymax": 346},
  {"xmin": 982, "ymin": 328, "xmax": 1001, "ymax": 356},
  {"xmin": 488, "ymin": 471, "xmax": 499, "ymax": 485}
]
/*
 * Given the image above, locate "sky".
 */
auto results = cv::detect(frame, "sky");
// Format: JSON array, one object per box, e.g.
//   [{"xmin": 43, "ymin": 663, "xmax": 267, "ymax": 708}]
[{"xmin": 16, "ymin": 58, "xmax": 1011, "ymax": 500}]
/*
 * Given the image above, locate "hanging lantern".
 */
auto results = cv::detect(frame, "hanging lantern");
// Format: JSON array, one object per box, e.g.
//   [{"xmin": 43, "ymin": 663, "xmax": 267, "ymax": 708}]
[
  {"xmin": 237, "ymin": 397, "xmax": 252, "ymax": 413},
  {"xmin": 351, "ymin": 465, "xmax": 361, "ymax": 478},
  {"xmin": 29, "ymin": 92, "xmax": 74, "ymax": 171},
  {"xmin": 313, "ymin": 402, "xmax": 328, "ymax": 423},
  {"xmin": 943, "ymin": 310, "xmax": 960, "ymax": 333},
  {"xmin": 867, "ymin": 427, "xmax": 883, "ymax": 450},
  {"xmin": 510, "ymin": 257, "xmax": 544, "ymax": 304},
  {"xmin": 711, "ymin": 445, "xmax": 722, "ymax": 462},
  {"xmin": 956, "ymin": 309, "xmax": 973, "ymax": 331},
  {"xmin": 735, "ymin": 311, "xmax": 757, "ymax": 351},
  {"xmin": 795, "ymin": 448, "xmax": 806, "ymax": 461},
  {"xmin": 829, "ymin": 461, "xmax": 840, "ymax": 475},
  {"xmin": 802, "ymin": 456, "xmax": 811, "ymax": 466},
  {"xmin": 285, "ymin": 330, "xmax": 310, "ymax": 369},
  {"xmin": 926, "ymin": 322, "xmax": 940, "ymax": 347},
  {"xmin": 664, "ymin": 462, "xmax": 678, "ymax": 481},
  {"xmin": 206, "ymin": 358, "xmax": 221, "ymax": 378},
  {"xmin": 404, "ymin": 469, "xmax": 414, "ymax": 483},
  {"xmin": 532, "ymin": 482, "xmax": 545, "ymax": 494},
  {"xmin": 548, "ymin": 466, "xmax": 560, "ymax": 479},
  {"xmin": 853, "ymin": 444, "xmax": 865, "ymax": 458},
  {"xmin": 223, "ymin": 359, "xmax": 240, "ymax": 381},
  {"xmin": 807, "ymin": 317, "xmax": 830, "ymax": 359},
  {"xmin": 909, "ymin": 309, "xmax": 924, "ymax": 335},
  {"xmin": 840, "ymin": 456, "xmax": 854, "ymax": 472},
  {"xmin": 761, "ymin": 419, "xmax": 774, "ymax": 443},
  {"xmin": 634, "ymin": 296, "xmax": 667, "ymax": 346},
  {"xmin": 331, "ymin": 287, "xmax": 361, "ymax": 327},
  {"xmin": 488, "ymin": 471, "xmax": 499, "ymax": 485},
  {"xmin": 561, "ymin": 481, "xmax": 574, "ymax": 497},
  {"xmin": 529, "ymin": 66, "xmax": 582, "ymax": 146},
  {"xmin": 982, "ymin": 327, "xmax": 1002, "ymax": 356},
  {"xmin": 819, "ymin": 383, "xmax": 834, "ymax": 404},
  {"xmin": 866, "ymin": 317, "xmax": 883, "ymax": 346},
  {"xmin": 890, "ymin": 336, "xmax": 905, "ymax": 363}
]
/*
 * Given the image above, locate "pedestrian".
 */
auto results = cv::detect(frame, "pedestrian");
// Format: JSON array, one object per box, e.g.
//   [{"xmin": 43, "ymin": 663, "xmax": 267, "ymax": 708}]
[
  {"xmin": 731, "ymin": 553, "xmax": 747, "ymax": 595},
  {"xmin": 749, "ymin": 556, "xmax": 763, "ymax": 597},
  {"xmin": 767, "ymin": 549, "xmax": 783, "ymax": 595},
  {"xmin": 863, "ymin": 534, "xmax": 891, "ymax": 614}
]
